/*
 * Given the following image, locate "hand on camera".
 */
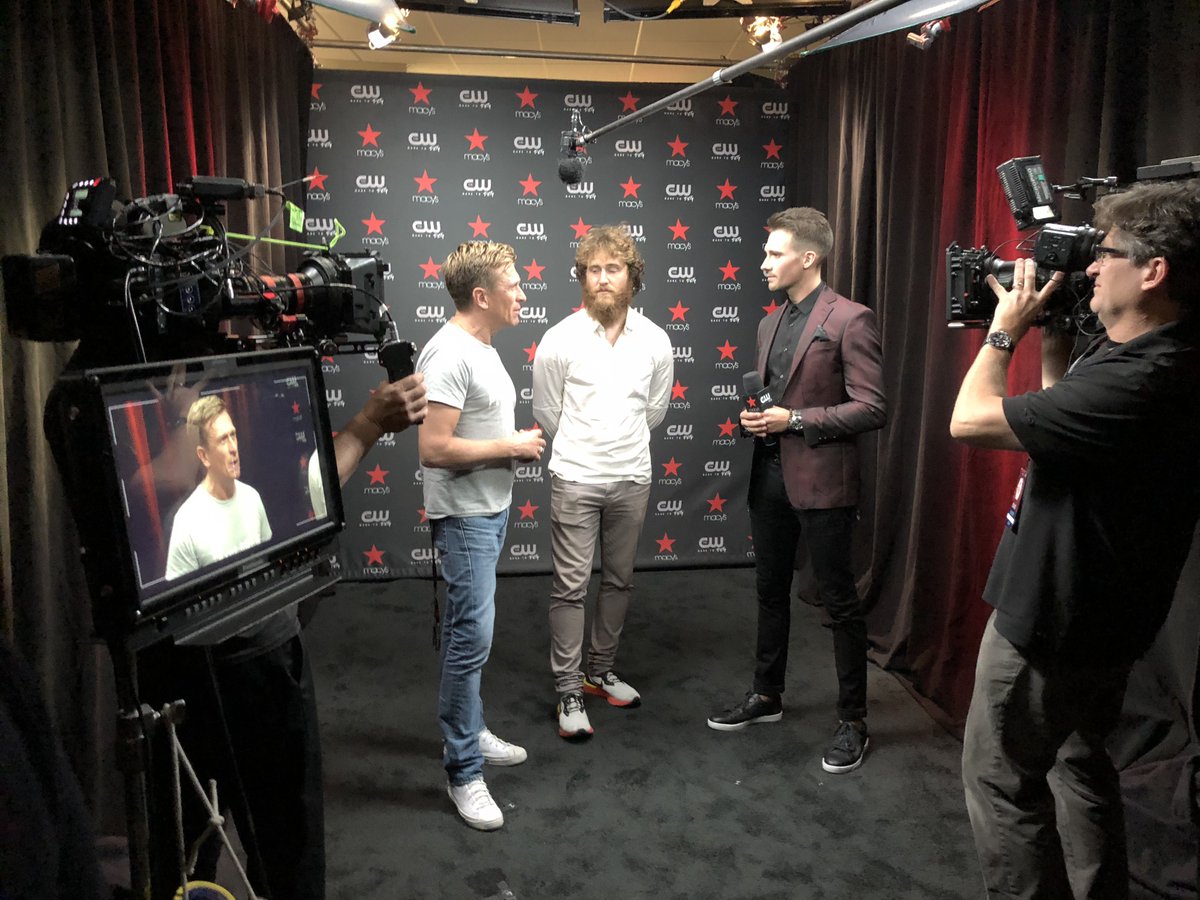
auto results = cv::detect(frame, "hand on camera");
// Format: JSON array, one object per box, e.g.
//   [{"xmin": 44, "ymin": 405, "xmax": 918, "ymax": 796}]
[
  {"xmin": 509, "ymin": 427, "xmax": 546, "ymax": 461},
  {"xmin": 985, "ymin": 259, "xmax": 1065, "ymax": 341},
  {"xmin": 365, "ymin": 373, "xmax": 428, "ymax": 433}
]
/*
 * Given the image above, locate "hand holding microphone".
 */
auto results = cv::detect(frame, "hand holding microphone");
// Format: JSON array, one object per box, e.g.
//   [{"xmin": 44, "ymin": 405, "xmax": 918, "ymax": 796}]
[{"xmin": 740, "ymin": 371, "xmax": 778, "ymax": 447}]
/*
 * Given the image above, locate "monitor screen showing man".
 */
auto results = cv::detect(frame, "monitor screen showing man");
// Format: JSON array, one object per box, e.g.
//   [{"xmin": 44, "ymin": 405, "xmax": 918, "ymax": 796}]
[{"xmin": 165, "ymin": 395, "xmax": 272, "ymax": 579}]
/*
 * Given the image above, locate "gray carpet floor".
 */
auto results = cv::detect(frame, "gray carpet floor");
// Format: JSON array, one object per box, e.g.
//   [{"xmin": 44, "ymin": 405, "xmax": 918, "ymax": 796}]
[{"xmin": 307, "ymin": 568, "xmax": 981, "ymax": 899}]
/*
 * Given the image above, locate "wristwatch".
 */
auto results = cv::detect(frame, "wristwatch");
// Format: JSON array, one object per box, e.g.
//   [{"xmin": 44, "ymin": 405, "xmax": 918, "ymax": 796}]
[
  {"xmin": 787, "ymin": 408, "xmax": 804, "ymax": 433},
  {"xmin": 984, "ymin": 330, "xmax": 1015, "ymax": 352}
]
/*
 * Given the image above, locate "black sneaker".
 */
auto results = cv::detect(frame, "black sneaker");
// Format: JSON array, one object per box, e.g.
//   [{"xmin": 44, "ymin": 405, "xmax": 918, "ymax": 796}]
[
  {"xmin": 706, "ymin": 691, "xmax": 783, "ymax": 732},
  {"xmin": 821, "ymin": 720, "xmax": 869, "ymax": 773}
]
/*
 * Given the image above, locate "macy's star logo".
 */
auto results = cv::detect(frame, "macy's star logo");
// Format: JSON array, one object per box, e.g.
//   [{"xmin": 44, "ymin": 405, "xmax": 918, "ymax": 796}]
[
  {"xmin": 656, "ymin": 533, "xmax": 676, "ymax": 553},
  {"xmin": 719, "ymin": 261, "xmax": 740, "ymax": 281},
  {"xmin": 669, "ymin": 219, "xmax": 689, "ymax": 241},
  {"xmin": 670, "ymin": 381, "xmax": 688, "ymax": 401},
  {"xmin": 307, "ymin": 166, "xmax": 328, "ymax": 191},
  {"xmin": 366, "ymin": 464, "xmax": 389, "ymax": 485},
  {"xmin": 662, "ymin": 457, "xmax": 682, "ymax": 476},
  {"xmin": 362, "ymin": 213, "xmax": 386, "ymax": 235},
  {"xmin": 516, "ymin": 86, "xmax": 538, "ymax": 109},
  {"xmin": 717, "ymin": 340, "xmax": 737, "ymax": 360},
  {"xmin": 409, "ymin": 82, "xmax": 432, "ymax": 105},
  {"xmin": 419, "ymin": 257, "xmax": 443, "ymax": 280},
  {"xmin": 667, "ymin": 135, "xmax": 688, "ymax": 158},
  {"xmin": 468, "ymin": 215, "xmax": 491, "ymax": 238},
  {"xmin": 717, "ymin": 419, "xmax": 738, "ymax": 437},
  {"xmin": 716, "ymin": 179, "xmax": 738, "ymax": 200},
  {"xmin": 363, "ymin": 545, "xmax": 385, "ymax": 566},
  {"xmin": 522, "ymin": 259, "xmax": 545, "ymax": 281},
  {"xmin": 517, "ymin": 499, "xmax": 539, "ymax": 520},
  {"xmin": 707, "ymin": 492, "xmax": 728, "ymax": 513},
  {"xmin": 465, "ymin": 128, "xmax": 488, "ymax": 151},
  {"xmin": 763, "ymin": 139, "xmax": 783, "ymax": 160},
  {"xmin": 717, "ymin": 95, "xmax": 739, "ymax": 117},
  {"xmin": 519, "ymin": 173, "xmax": 542, "ymax": 196},
  {"xmin": 668, "ymin": 301, "xmax": 689, "ymax": 322},
  {"xmin": 413, "ymin": 170, "xmax": 438, "ymax": 193},
  {"xmin": 358, "ymin": 123, "xmax": 381, "ymax": 147}
]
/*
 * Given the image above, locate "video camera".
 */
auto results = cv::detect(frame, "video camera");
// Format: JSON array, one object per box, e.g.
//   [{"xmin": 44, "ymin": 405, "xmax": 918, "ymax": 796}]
[
  {"xmin": 1, "ymin": 175, "xmax": 413, "ymax": 370},
  {"xmin": 946, "ymin": 156, "xmax": 1112, "ymax": 329}
]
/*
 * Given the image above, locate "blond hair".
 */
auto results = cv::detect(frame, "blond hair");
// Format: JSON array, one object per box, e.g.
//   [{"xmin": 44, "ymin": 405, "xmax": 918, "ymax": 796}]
[{"xmin": 443, "ymin": 241, "xmax": 518, "ymax": 310}]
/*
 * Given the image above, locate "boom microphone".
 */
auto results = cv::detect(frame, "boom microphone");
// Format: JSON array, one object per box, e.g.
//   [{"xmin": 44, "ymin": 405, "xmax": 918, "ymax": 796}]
[
  {"xmin": 558, "ymin": 131, "xmax": 586, "ymax": 185},
  {"xmin": 557, "ymin": 108, "xmax": 588, "ymax": 185}
]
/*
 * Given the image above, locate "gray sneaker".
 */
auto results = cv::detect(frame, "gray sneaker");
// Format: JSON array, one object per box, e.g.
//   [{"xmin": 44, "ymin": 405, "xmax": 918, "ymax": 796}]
[
  {"xmin": 584, "ymin": 670, "xmax": 642, "ymax": 708},
  {"xmin": 556, "ymin": 690, "xmax": 594, "ymax": 741}
]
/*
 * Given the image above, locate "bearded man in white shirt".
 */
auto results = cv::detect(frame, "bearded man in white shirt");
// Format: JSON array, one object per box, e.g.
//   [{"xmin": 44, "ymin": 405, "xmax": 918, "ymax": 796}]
[{"xmin": 532, "ymin": 225, "xmax": 674, "ymax": 741}]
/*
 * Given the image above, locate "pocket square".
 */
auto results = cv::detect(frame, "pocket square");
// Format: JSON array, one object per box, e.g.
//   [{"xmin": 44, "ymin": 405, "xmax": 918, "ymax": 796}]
[{"xmin": 813, "ymin": 325, "xmax": 831, "ymax": 342}]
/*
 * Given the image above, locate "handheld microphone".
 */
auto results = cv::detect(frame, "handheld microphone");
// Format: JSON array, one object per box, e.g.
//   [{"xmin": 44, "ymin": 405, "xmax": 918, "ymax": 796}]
[
  {"xmin": 741, "ymin": 371, "xmax": 776, "ymax": 446},
  {"xmin": 379, "ymin": 339, "xmax": 416, "ymax": 381}
]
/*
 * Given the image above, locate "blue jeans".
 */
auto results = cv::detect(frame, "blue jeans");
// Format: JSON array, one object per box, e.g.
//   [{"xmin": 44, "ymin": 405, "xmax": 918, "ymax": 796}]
[{"xmin": 432, "ymin": 510, "xmax": 509, "ymax": 785}]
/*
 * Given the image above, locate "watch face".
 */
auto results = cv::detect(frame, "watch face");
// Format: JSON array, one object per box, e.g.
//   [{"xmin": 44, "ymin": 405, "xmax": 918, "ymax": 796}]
[{"xmin": 987, "ymin": 331, "xmax": 1014, "ymax": 350}]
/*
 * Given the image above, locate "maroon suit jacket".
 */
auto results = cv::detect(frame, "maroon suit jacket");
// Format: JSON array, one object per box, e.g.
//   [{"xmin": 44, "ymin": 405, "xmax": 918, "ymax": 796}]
[{"xmin": 755, "ymin": 284, "xmax": 887, "ymax": 509}]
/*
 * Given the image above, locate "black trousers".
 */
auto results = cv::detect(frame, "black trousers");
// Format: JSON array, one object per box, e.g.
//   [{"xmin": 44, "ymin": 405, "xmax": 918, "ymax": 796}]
[
  {"xmin": 140, "ymin": 633, "xmax": 325, "ymax": 900},
  {"xmin": 749, "ymin": 449, "xmax": 868, "ymax": 720}
]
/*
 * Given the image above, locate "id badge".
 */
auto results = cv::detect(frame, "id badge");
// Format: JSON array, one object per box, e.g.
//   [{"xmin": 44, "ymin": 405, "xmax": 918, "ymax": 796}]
[{"xmin": 1005, "ymin": 465, "xmax": 1027, "ymax": 531}]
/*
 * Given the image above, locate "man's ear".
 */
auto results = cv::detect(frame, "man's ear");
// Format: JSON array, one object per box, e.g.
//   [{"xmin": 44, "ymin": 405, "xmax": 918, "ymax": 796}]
[
  {"xmin": 196, "ymin": 444, "xmax": 210, "ymax": 469},
  {"xmin": 472, "ymin": 284, "xmax": 489, "ymax": 310},
  {"xmin": 1142, "ymin": 256, "xmax": 1169, "ymax": 291}
]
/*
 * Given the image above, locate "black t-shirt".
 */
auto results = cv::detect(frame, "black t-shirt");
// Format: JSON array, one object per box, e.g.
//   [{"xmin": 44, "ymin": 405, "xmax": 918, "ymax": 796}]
[{"xmin": 984, "ymin": 319, "xmax": 1200, "ymax": 664}]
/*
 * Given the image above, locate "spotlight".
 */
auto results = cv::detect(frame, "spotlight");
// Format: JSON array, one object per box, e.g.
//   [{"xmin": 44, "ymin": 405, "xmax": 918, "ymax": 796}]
[
  {"xmin": 741, "ymin": 16, "xmax": 786, "ymax": 52},
  {"xmin": 366, "ymin": 5, "xmax": 414, "ymax": 50},
  {"xmin": 906, "ymin": 18, "xmax": 951, "ymax": 50}
]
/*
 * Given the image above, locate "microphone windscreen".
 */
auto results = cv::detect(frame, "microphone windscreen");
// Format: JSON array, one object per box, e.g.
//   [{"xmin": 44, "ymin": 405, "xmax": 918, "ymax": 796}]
[
  {"xmin": 558, "ymin": 157, "xmax": 584, "ymax": 185},
  {"xmin": 743, "ymin": 371, "xmax": 765, "ymax": 395}
]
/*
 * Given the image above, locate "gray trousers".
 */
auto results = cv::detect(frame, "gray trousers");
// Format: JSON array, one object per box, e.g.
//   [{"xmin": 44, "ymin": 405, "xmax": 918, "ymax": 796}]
[
  {"xmin": 548, "ymin": 476, "xmax": 651, "ymax": 695},
  {"xmin": 962, "ymin": 612, "xmax": 1132, "ymax": 900}
]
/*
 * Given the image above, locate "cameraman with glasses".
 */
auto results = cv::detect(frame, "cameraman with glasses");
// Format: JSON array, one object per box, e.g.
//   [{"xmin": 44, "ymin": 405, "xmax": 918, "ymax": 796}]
[{"xmin": 950, "ymin": 177, "xmax": 1200, "ymax": 898}]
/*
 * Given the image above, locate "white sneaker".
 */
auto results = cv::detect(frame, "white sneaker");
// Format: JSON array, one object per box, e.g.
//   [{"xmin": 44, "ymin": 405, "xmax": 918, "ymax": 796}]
[
  {"xmin": 479, "ymin": 729, "xmax": 527, "ymax": 766},
  {"xmin": 557, "ymin": 690, "xmax": 594, "ymax": 741},
  {"xmin": 447, "ymin": 777, "xmax": 504, "ymax": 830},
  {"xmin": 584, "ymin": 670, "xmax": 642, "ymax": 708}
]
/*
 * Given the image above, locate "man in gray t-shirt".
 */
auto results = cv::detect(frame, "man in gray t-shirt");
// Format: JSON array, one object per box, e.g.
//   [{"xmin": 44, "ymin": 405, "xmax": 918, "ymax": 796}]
[{"xmin": 417, "ymin": 241, "xmax": 545, "ymax": 831}]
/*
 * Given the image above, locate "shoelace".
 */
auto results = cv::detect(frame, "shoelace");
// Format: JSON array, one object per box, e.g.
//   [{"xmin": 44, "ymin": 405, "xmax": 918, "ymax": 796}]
[
  {"xmin": 464, "ymin": 780, "xmax": 495, "ymax": 806},
  {"xmin": 562, "ymin": 693, "xmax": 585, "ymax": 713},
  {"xmin": 481, "ymin": 731, "xmax": 511, "ymax": 751},
  {"xmin": 832, "ymin": 723, "xmax": 861, "ymax": 751}
]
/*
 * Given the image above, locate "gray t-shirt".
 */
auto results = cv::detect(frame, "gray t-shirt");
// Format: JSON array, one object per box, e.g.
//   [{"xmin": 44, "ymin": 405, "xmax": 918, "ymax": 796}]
[{"xmin": 418, "ymin": 321, "xmax": 517, "ymax": 518}]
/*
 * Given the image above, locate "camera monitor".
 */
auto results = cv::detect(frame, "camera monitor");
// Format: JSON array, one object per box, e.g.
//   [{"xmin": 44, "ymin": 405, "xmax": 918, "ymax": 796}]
[{"xmin": 48, "ymin": 348, "xmax": 345, "ymax": 649}]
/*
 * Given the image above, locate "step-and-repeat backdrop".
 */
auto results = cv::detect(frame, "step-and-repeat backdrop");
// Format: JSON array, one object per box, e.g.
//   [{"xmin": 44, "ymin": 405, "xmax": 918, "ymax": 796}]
[{"xmin": 306, "ymin": 71, "xmax": 793, "ymax": 577}]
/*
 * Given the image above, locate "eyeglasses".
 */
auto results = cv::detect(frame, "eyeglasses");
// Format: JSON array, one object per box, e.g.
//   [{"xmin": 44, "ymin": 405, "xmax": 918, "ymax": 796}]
[{"xmin": 1092, "ymin": 245, "xmax": 1130, "ymax": 263}]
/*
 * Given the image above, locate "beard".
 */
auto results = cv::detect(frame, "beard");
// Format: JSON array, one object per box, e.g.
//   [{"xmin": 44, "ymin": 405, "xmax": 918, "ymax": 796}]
[{"xmin": 583, "ymin": 283, "xmax": 633, "ymax": 327}]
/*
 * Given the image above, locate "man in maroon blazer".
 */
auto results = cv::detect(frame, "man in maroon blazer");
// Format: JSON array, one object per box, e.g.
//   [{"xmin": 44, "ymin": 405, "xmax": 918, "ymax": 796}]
[{"xmin": 707, "ymin": 207, "xmax": 886, "ymax": 774}]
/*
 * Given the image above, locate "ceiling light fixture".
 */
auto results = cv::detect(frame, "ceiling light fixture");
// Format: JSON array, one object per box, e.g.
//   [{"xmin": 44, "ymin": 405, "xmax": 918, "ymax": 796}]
[
  {"xmin": 366, "ymin": 5, "xmax": 415, "ymax": 50},
  {"xmin": 742, "ymin": 16, "xmax": 787, "ymax": 51}
]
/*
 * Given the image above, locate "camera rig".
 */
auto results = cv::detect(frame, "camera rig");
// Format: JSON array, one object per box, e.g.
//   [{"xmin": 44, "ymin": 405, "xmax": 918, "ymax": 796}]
[
  {"xmin": 946, "ymin": 153, "xmax": 1200, "ymax": 330},
  {"xmin": 946, "ymin": 157, "xmax": 1110, "ymax": 330},
  {"xmin": 2, "ymin": 174, "xmax": 414, "ymax": 376}
]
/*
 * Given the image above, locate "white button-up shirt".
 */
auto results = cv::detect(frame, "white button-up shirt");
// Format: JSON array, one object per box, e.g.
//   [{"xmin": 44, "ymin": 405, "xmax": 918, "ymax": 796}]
[{"xmin": 532, "ymin": 307, "xmax": 674, "ymax": 484}]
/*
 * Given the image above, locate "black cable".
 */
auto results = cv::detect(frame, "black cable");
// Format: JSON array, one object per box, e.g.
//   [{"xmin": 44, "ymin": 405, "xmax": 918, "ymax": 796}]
[{"xmin": 603, "ymin": 0, "xmax": 676, "ymax": 21}]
